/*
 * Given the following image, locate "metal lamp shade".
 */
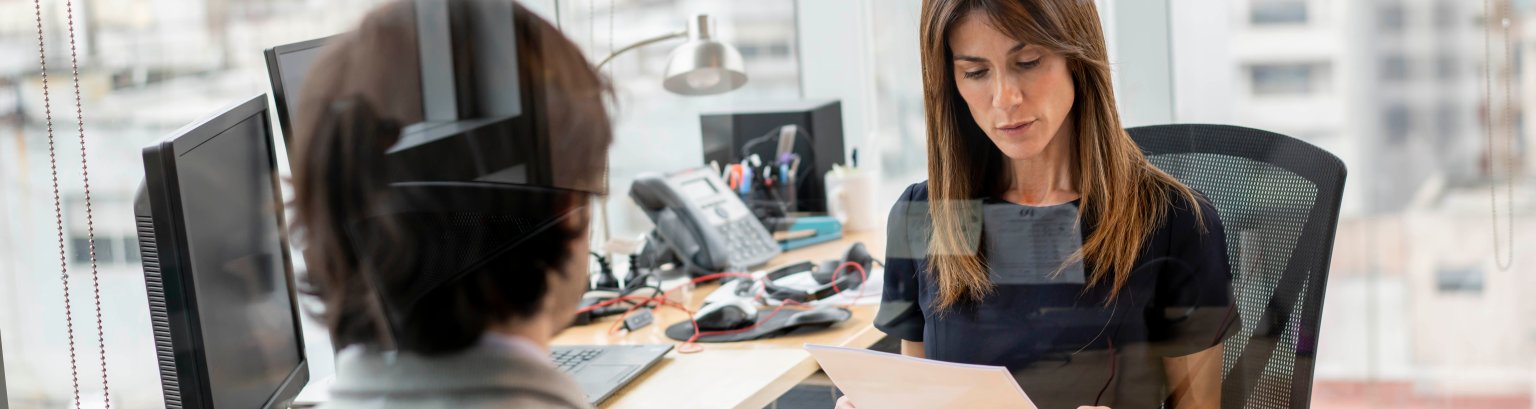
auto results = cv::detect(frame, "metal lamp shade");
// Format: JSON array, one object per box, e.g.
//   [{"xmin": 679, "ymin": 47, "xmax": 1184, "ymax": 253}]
[{"xmin": 661, "ymin": 40, "xmax": 748, "ymax": 95}]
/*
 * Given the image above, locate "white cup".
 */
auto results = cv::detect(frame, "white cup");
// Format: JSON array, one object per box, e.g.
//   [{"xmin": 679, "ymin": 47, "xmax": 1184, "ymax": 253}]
[{"xmin": 826, "ymin": 167, "xmax": 878, "ymax": 232}]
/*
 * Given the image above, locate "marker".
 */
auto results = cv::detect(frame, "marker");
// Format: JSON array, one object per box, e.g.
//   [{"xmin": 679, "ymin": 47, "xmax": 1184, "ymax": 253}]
[{"xmin": 741, "ymin": 166, "xmax": 753, "ymax": 194}]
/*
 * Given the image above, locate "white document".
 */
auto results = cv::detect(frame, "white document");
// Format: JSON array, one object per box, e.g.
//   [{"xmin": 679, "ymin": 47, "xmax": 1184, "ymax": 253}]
[{"xmin": 805, "ymin": 344, "xmax": 1036, "ymax": 409}]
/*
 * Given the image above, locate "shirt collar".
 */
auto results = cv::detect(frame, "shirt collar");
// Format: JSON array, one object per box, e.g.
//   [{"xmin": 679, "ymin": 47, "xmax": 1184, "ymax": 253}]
[{"xmin": 480, "ymin": 332, "xmax": 551, "ymax": 365}]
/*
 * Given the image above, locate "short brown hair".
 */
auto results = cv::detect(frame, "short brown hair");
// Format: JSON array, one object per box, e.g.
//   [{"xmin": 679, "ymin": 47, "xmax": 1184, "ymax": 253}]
[{"xmin": 290, "ymin": 0, "xmax": 612, "ymax": 355}]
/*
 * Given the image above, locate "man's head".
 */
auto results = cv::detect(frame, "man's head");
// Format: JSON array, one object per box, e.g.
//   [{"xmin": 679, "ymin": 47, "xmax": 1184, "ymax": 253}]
[{"xmin": 290, "ymin": 0, "xmax": 612, "ymax": 355}]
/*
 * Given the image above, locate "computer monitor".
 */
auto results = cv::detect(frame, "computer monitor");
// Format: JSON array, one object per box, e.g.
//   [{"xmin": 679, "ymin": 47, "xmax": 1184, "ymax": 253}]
[
  {"xmin": 134, "ymin": 94, "xmax": 308, "ymax": 409},
  {"xmin": 265, "ymin": 36, "xmax": 332, "ymax": 155},
  {"xmin": 263, "ymin": 1, "xmax": 600, "ymax": 195}
]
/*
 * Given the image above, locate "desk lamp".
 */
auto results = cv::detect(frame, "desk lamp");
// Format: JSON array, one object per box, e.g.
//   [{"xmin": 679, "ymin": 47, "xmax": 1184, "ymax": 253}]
[
  {"xmin": 589, "ymin": 13, "xmax": 750, "ymax": 258},
  {"xmin": 597, "ymin": 14, "xmax": 748, "ymax": 95}
]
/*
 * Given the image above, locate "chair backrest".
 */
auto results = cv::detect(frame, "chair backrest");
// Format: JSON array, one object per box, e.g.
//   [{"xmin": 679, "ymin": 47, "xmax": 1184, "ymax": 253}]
[{"xmin": 1127, "ymin": 124, "xmax": 1347, "ymax": 409}]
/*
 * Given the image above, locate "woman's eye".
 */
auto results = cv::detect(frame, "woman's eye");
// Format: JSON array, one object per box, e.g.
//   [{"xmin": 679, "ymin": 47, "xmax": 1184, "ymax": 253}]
[
  {"xmin": 1017, "ymin": 59, "xmax": 1041, "ymax": 70},
  {"xmin": 962, "ymin": 69, "xmax": 988, "ymax": 79}
]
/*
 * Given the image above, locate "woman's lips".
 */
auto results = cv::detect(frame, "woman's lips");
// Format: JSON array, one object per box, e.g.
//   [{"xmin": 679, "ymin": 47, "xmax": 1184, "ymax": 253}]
[{"xmin": 996, "ymin": 120, "xmax": 1036, "ymax": 136}]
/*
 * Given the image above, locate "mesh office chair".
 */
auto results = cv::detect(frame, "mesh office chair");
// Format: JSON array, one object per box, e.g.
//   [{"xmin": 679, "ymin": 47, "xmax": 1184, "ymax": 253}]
[{"xmin": 1128, "ymin": 124, "xmax": 1347, "ymax": 409}]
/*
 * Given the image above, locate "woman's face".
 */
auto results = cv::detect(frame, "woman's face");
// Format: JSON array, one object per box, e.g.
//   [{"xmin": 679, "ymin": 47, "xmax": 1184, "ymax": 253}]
[{"xmin": 949, "ymin": 11, "xmax": 1076, "ymax": 161}]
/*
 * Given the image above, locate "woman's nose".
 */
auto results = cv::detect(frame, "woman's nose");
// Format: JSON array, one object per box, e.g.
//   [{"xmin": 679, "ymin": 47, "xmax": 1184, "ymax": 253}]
[{"xmin": 991, "ymin": 75, "xmax": 1024, "ymax": 111}]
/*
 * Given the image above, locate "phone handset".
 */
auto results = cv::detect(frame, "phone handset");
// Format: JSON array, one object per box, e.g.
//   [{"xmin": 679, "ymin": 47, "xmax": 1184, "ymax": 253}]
[{"xmin": 629, "ymin": 167, "xmax": 781, "ymax": 275}]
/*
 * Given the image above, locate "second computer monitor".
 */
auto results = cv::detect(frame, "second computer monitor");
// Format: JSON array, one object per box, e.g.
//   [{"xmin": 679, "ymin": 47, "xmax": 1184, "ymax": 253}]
[{"xmin": 265, "ymin": 36, "xmax": 332, "ymax": 154}]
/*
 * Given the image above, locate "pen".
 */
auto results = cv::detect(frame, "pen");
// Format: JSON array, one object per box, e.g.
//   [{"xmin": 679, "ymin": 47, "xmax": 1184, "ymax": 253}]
[
  {"xmin": 730, "ymin": 165, "xmax": 742, "ymax": 190},
  {"xmin": 738, "ymin": 165, "xmax": 751, "ymax": 195}
]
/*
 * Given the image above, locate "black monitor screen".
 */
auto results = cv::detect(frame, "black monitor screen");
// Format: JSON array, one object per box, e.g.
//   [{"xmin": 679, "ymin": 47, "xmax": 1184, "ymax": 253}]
[
  {"xmin": 176, "ymin": 113, "xmax": 301, "ymax": 407},
  {"xmin": 275, "ymin": 48, "xmax": 319, "ymax": 132},
  {"xmin": 267, "ymin": 37, "xmax": 329, "ymax": 147}
]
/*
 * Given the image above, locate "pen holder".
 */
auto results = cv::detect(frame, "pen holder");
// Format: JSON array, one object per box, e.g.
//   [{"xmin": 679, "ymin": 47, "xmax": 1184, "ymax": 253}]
[{"xmin": 743, "ymin": 172, "xmax": 794, "ymax": 223}]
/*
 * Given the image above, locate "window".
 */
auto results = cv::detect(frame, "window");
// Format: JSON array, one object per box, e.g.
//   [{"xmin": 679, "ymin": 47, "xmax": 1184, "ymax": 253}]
[
  {"xmin": 1383, "ymin": 104, "xmax": 1413, "ymax": 143},
  {"xmin": 1436, "ymin": 53, "xmax": 1459, "ymax": 81},
  {"xmin": 1162, "ymin": 0, "xmax": 1536, "ymax": 405},
  {"xmin": 539, "ymin": 0, "xmax": 804, "ymax": 240},
  {"xmin": 0, "ymin": 1, "xmax": 394, "ymax": 407},
  {"xmin": 4, "ymin": 1, "xmax": 1533, "ymax": 408},
  {"xmin": 1514, "ymin": 44, "xmax": 1525, "ymax": 82},
  {"xmin": 1436, "ymin": 103, "xmax": 1460, "ymax": 144},
  {"xmin": 1250, "ymin": 0, "xmax": 1309, "ymax": 25},
  {"xmin": 62, "ymin": 196, "xmax": 134, "ymax": 268},
  {"xmin": 1436, "ymin": 266, "xmax": 1484, "ymax": 293},
  {"xmin": 1518, "ymin": 116, "xmax": 1528, "ymax": 160},
  {"xmin": 1379, "ymin": 3, "xmax": 1407, "ymax": 33},
  {"xmin": 124, "ymin": 237, "xmax": 140, "ymax": 263},
  {"xmin": 1249, "ymin": 62, "xmax": 1327, "ymax": 96},
  {"xmin": 1380, "ymin": 54, "xmax": 1410, "ymax": 82},
  {"xmin": 69, "ymin": 237, "xmax": 92, "ymax": 264},
  {"xmin": 68, "ymin": 236, "xmax": 117, "ymax": 266},
  {"xmin": 66, "ymin": 235, "xmax": 140, "ymax": 267},
  {"xmin": 1434, "ymin": 1, "xmax": 1457, "ymax": 30},
  {"xmin": 769, "ymin": 43, "xmax": 791, "ymax": 58}
]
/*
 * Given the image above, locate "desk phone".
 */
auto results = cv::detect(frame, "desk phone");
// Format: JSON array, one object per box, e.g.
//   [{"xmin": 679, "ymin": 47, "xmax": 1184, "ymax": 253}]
[{"xmin": 630, "ymin": 166, "xmax": 781, "ymax": 274}]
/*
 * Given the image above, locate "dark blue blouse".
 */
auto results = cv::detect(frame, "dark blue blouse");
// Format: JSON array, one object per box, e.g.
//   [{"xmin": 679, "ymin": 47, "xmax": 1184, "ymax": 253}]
[{"xmin": 875, "ymin": 182, "xmax": 1239, "ymax": 409}]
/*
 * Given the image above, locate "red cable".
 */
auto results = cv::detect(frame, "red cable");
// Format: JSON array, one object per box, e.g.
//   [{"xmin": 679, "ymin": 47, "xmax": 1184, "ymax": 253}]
[
  {"xmin": 578, "ymin": 271, "xmax": 755, "ymax": 315},
  {"xmin": 679, "ymin": 263, "xmax": 869, "ymax": 348},
  {"xmin": 685, "ymin": 299, "xmax": 807, "ymax": 343},
  {"xmin": 580, "ymin": 268, "xmax": 858, "ymax": 353},
  {"xmin": 577, "ymin": 294, "xmax": 666, "ymax": 314},
  {"xmin": 607, "ymin": 293, "xmax": 689, "ymax": 335},
  {"xmin": 827, "ymin": 261, "xmax": 869, "ymax": 308},
  {"xmin": 584, "ymin": 271, "xmax": 759, "ymax": 338}
]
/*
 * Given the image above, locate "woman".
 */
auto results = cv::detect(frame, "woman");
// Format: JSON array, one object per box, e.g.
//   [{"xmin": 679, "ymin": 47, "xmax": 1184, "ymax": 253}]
[
  {"xmin": 290, "ymin": 1, "xmax": 612, "ymax": 408},
  {"xmin": 850, "ymin": 1, "xmax": 1237, "ymax": 408}
]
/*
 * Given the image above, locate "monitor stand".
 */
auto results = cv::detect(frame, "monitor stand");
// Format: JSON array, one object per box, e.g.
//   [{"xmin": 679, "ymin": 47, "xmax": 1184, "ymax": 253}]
[{"xmin": 288, "ymin": 374, "xmax": 333, "ymax": 408}]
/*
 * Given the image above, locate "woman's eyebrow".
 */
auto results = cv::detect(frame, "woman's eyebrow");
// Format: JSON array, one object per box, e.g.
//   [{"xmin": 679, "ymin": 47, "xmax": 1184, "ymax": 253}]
[{"xmin": 952, "ymin": 42, "xmax": 1030, "ymax": 63}]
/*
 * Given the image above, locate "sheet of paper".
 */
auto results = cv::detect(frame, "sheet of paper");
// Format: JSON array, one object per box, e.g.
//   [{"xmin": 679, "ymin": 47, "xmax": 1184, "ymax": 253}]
[{"xmin": 805, "ymin": 344, "xmax": 1036, "ymax": 409}]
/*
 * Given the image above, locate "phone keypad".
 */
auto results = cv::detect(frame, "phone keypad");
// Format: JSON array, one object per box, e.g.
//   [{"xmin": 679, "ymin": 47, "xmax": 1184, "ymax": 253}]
[{"xmin": 721, "ymin": 218, "xmax": 779, "ymax": 266}]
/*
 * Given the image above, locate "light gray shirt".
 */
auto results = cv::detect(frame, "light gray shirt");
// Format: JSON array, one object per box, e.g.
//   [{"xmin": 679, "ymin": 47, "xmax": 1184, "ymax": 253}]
[{"xmin": 322, "ymin": 335, "xmax": 591, "ymax": 409}]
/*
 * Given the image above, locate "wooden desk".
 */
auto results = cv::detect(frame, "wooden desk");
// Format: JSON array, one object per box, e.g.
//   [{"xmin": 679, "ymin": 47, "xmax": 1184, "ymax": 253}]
[{"xmin": 553, "ymin": 231, "xmax": 886, "ymax": 409}]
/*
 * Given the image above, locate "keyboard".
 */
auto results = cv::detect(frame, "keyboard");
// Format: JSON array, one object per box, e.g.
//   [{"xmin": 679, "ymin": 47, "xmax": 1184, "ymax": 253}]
[
  {"xmin": 549, "ymin": 344, "xmax": 672, "ymax": 405},
  {"xmin": 551, "ymin": 347, "xmax": 604, "ymax": 373}
]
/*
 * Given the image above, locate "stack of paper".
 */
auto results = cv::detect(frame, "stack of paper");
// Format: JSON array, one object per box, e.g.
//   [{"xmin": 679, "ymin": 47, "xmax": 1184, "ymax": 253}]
[{"xmin": 805, "ymin": 344, "xmax": 1037, "ymax": 409}]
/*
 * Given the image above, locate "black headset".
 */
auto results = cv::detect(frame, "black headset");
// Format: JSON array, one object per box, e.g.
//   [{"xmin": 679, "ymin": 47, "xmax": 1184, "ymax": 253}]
[{"xmin": 760, "ymin": 242, "xmax": 874, "ymax": 303}]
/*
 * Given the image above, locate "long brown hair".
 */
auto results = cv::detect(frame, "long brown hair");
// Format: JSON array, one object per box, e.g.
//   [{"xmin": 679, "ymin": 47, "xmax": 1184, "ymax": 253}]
[
  {"xmin": 290, "ymin": 0, "xmax": 613, "ymax": 354},
  {"xmin": 919, "ymin": 0, "xmax": 1202, "ymax": 310}
]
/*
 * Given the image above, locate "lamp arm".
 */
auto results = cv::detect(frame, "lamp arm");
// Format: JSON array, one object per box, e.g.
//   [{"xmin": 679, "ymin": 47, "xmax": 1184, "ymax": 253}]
[{"xmin": 597, "ymin": 30, "xmax": 688, "ymax": 68}]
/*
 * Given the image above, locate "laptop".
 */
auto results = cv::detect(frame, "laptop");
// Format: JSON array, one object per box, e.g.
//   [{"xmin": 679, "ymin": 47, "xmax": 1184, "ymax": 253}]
[{"xmin": 550, "ymin": 344, "xmax": 673, "ymax": 405}]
